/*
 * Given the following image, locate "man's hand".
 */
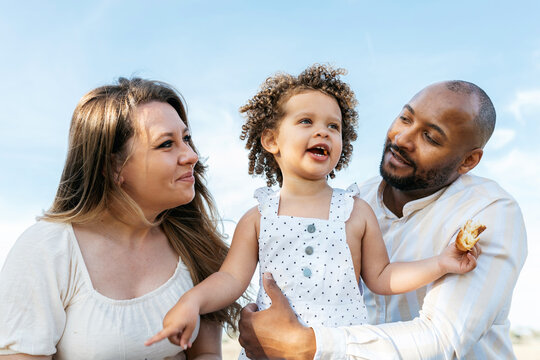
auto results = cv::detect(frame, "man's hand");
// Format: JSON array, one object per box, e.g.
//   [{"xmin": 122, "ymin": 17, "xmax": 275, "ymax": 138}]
[{"xmin": 238, "ymin": 273, "xmax": 316, "ymax": 360}]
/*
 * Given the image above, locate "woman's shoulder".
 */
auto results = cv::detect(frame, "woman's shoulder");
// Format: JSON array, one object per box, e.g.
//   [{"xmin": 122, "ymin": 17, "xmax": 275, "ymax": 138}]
[{"xmin": 13, "ymin": 220, "xmax": 75, "ymax": 258}]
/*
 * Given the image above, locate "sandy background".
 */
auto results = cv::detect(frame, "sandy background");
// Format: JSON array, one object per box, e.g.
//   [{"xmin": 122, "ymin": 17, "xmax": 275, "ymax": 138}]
[{"xmin": 221, "ymin": 334, "xmax": 540, "ymax": 359}]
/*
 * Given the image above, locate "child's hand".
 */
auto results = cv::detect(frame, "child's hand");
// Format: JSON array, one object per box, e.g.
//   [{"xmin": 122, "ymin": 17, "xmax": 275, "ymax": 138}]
[
  {"xmin": 438, "ymin": 241, "xmax": 481, "ymax": 274},
  {"xmin": 144, "ymin": 297, "xmax": 200, "ymax": 349}
]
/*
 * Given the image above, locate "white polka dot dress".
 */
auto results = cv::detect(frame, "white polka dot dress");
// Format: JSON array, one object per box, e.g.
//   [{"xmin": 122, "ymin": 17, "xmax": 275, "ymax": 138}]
[{"xmin": 238, "ymin": 184, "xmax": 367, "ymax": 359}]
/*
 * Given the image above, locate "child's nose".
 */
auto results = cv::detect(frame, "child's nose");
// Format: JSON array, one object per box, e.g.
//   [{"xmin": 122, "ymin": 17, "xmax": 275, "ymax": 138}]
[{"xmin": 314, "ymin": 127, "xmax": 329, "ymax": 138}]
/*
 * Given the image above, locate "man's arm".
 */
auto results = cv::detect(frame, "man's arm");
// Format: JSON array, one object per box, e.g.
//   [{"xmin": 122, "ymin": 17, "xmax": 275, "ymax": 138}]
[{"xmin": 314, "ymin": 198, "xmax": 527, "ymax": 359}]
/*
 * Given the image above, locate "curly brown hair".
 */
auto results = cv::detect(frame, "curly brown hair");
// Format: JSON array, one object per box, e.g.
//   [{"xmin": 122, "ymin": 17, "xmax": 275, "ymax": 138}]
[{"xmin": 240, "ymin": 64, "xmax": 358, "ymax": 186}]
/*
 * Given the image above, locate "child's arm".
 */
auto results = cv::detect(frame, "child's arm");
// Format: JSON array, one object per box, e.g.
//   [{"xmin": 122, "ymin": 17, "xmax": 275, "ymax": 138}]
[
  {"xmin": 145, "ymin": 206, "xmax": 260, "ymax": 348},
  {"xmin": 354, "ymin": 199, "xmax": 479, "ymax": 295}
]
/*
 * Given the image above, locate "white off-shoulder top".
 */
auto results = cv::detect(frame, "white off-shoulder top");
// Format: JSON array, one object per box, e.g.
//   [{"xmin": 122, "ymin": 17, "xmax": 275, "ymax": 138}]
[{"xmin": 0, "ymin": 221, "xmax": 198, "ymax": 360}]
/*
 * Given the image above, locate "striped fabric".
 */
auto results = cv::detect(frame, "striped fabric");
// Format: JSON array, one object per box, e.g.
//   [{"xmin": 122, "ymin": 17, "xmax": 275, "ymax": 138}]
[{"xmin": 313, "ymin": 174, "xmax": 527, "ymax": 359}]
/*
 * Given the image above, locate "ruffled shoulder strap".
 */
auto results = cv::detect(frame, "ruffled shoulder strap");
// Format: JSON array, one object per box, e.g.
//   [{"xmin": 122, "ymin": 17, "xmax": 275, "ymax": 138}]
[
  {"xmin": 329, "ymin": 183, "xmax": 360, "ymax": 222},
  {"xmin": 254, "ymin": 187, "xmax": 280, "ymax": 217}
]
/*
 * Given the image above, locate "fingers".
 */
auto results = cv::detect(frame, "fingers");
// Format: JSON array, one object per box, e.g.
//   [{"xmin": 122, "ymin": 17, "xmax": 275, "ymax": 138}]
[
  {"xmin": 471, "ymin": 242, "xmax": 481, "ymax": 258},
  {"xmin": 145, "ymin": 327, "xmax": 179, "ymax": 346},
  {"xmin": 262, "ymin": 272, "xmax": 288, "ymax": 308},
  {"xmin": 179, "ymin": 324, "xmax": 195, "ymax": 350},
  {"xmin": 467, "ymin": 252, "xmax": 477, "ymax": 269},
  {"xmin": 241, "ymin": 302, "xmax": 259, "ymax": 316}
]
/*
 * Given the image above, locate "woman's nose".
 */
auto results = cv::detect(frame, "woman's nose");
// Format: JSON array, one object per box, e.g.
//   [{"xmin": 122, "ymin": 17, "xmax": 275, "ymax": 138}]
[{"xmin": 179, "ymin": 144, "xmax": 198, "ymax": 166}]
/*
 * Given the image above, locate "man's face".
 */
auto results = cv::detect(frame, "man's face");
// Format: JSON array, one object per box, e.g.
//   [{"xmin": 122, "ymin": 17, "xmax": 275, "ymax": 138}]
[{"xmin": 379, "ymin": 84, "xmax": 479, "ymax": 192}]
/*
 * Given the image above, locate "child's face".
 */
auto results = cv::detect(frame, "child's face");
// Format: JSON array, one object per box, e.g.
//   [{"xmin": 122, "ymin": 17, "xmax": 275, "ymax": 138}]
[{"xmin": 262, "ymin": 90, "xmax": 343, "ymax": 183}]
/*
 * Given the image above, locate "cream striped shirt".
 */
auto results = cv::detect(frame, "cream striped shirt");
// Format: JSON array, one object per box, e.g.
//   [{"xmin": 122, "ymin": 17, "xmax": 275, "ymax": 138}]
[{"xmin": 313, "ymin": 174, "xmax": 527, "ymax": 359}]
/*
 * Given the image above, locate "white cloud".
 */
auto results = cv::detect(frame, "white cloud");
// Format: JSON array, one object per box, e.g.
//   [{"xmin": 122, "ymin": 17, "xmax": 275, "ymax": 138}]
[
  {"xmin": 482, "ymin": 148, "xmax": 540, "ymax": 194},
  {"xmin": 506, "ymin": 89, "xmax": 540, "ymax": 124},
  {"xmin": 484, "ymin": 128, "xmax": 516, "ymax": 151}
]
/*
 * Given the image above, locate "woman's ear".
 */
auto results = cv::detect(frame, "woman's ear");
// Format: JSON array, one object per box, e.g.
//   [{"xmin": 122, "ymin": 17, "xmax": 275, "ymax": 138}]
[
  {"xmin": 110, "ymin": 154, "xmax": 125, "ymax": 185},
  {"xmin": 458, "ymin": 148, "xmax": 483, "ymax": 175},
  {"xmin": 261, "ymin": 129, "xmax": 279, "ymax": 155}
]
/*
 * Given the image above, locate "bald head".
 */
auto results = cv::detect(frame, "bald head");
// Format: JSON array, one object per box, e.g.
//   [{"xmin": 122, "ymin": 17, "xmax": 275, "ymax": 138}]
[{"xmin": 441, "ymin": 81, "xmax": 496, "ymax": 147}]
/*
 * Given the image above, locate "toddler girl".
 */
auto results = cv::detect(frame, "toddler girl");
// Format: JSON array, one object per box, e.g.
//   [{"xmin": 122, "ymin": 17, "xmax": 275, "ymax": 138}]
[{"xmin": 145, "ymin": 65, "xmax": 479, "ymax": 355}]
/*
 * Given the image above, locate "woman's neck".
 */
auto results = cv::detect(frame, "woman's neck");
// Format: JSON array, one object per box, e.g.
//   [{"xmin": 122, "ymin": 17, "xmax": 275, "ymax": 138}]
[{"xmin": 88, "ymin": 211, "xmax": 160, "ymax": 248}]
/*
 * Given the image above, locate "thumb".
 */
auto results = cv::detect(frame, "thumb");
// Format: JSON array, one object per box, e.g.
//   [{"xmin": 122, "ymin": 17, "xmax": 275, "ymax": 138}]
[{"xmin": 262, "ymin": 272, "xmax": 288, "ymax": 308}]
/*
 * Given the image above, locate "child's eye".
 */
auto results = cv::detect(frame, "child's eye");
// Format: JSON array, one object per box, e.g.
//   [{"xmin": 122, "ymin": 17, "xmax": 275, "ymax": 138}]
[
  {"xmin": 299, "ymin": 118, "xmax": 312, "ymax": 124},
  {"xmin": 329, "ymin": 123, "xmax": 340, "ymax": 130},
  {"xmin": 158, "ymin": 140, "xmax": 173, "ymax": 148}
]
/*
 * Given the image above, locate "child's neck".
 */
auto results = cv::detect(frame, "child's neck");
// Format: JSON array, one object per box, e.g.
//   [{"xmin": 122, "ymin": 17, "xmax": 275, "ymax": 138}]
[
  {"xmin": 278, "ymin": 177, "xmax": 333, "ymax": 219},
  {"xmin": 281, "ymin": 176, "xmax": 330, "ymax": 196}
]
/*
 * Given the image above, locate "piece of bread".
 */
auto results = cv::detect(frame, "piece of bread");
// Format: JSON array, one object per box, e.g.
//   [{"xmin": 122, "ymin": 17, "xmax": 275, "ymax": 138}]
[{"xmin": 456, "ymin": 220, "xmax": 486, "ymax": 251}]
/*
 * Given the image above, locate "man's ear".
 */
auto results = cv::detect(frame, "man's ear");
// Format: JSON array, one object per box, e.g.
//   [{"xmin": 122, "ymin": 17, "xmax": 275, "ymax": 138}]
[
  {"xmin": 261, "ymin": 129, "xmax": 279, "ymax": 155},
  {"xmin": 458, "ymin": 148, "xmax": 483, "ymax": 175}
]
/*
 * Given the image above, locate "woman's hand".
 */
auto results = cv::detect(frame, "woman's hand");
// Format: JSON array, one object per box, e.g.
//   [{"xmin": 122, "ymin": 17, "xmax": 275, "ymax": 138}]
[
  {"xmin": 439, "ymin": 242, "xmax": 481, "ymax": 274},
  {"xmin": 145, "ymin": 296, "xmax": 201, "ymax": 349},
  {"xmin": 238, "ymin": 273, "xmax": 316, "ymax": 360}
]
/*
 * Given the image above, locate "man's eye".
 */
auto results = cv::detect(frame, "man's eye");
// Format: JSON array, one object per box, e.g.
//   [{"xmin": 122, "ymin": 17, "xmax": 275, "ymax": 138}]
[
  {"xmin": 400, "ymin": 116, "xmax": 411, "ymax": 123},
  {"xmin": 423, "ymin": 132, "xmax": 439, "ymax": 145},
  {"xmin": 158, "ymin": 140, "xmax": 173, "ymax": 148}
]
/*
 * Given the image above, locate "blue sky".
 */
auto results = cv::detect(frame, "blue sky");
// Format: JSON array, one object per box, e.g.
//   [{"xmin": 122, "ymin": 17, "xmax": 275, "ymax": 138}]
[{"xmin": 1, "ymin": 1, "xmax": 539, "ymax": 329}]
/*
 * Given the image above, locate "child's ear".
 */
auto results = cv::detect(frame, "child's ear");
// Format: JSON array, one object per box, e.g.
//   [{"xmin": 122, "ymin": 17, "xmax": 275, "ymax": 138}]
[
  {"xmin": 458, "ymin": 148, "xmax": 483, "ymax": 175},
  {"xmin": 261, "ymin": 129, "xmax": 279, "ymax": 155}
]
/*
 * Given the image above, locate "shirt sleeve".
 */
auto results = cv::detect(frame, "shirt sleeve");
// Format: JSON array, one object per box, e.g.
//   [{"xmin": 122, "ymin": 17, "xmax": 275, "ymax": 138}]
[
  {"xmin": 313, "ymin": 197, "xmax": 528, "ymax": 359},
  {"xmin": 0, "ymin": 222, "xmax": 71, "ymax": 355}
]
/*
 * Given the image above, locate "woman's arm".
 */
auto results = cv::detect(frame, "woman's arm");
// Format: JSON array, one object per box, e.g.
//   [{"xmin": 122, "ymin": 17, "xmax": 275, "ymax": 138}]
[
  {"xmin": 357, "ymin": 199, "xmax": 478, "ymax": 295},
  {"xmin": 184, "ymin": 320, "xmax": 222, "ymax": 360},
  {"xmin": 146, "ymin": 206, "xmax": 260, "ymax": 347}
]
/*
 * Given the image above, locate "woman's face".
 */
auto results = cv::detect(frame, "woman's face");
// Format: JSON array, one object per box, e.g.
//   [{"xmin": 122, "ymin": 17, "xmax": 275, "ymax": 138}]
[{"xmin": 119, "ymin": 101, "xmax": 198, "ymax": 219}]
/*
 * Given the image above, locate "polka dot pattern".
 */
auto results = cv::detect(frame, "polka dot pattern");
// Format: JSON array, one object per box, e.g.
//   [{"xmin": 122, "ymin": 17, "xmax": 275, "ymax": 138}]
[{"xmin": 252, "ymin": 184, "xmax": 367, "ymax": 328}]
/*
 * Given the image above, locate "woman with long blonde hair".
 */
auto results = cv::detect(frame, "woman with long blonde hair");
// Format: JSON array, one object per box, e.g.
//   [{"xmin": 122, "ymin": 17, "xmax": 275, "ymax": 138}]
[{"xmin": 0, "ymin": 78, "xmax": 239, "ymax": 359}]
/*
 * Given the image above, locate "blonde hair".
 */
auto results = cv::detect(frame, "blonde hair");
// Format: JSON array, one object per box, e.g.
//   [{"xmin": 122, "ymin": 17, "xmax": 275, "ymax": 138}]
[{"xmin": 42, "ymin": 78, "xmax": 240, "ymax": 329}]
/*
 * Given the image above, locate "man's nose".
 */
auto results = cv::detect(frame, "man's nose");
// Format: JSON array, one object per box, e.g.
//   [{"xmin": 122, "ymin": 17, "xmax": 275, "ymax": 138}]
[{"xmin": 393, "ymin": 128, "xmax": 415, "ymax": 152}]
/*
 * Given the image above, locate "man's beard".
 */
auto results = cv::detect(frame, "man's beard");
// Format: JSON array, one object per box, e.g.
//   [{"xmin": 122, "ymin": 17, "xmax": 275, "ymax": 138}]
[{"xmin": 379, "ymin": 141, "xmax": 460, "ymax": 191}]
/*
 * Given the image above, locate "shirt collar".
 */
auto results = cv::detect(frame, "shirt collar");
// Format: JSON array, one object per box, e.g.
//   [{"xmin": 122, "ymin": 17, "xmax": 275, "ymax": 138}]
[{"xmin": 376, "ymin": 179, "xmax": 450, "ymax": 219}]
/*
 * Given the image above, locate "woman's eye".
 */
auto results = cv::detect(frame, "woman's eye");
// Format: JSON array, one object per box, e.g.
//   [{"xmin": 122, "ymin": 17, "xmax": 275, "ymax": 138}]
[
  {"xmin": 299, "ymin": 118, "xmax": 312, "ymax": 124},
  {"xmin": 183, "ymin": 134, "xmax": 192, "ymax": 143},
  {"xmin": 158, "ymin": 140, "xmax": 173, "ymax": 148}
]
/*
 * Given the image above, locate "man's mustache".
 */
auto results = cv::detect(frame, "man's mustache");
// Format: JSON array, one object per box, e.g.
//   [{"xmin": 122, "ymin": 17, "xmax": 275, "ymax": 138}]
[{"xmin": 385, "ymin": 142, "xmax": 416, "ymax": 168}]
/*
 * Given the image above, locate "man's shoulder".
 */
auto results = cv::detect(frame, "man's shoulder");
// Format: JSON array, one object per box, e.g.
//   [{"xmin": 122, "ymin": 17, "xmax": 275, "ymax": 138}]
[
  {"xmin": 357, "ymin": 175, "xmax": 382, "ymax": 201},
  {"xmin": 446, "ymin": 174, "xmax": 516, "ymax": 203}
]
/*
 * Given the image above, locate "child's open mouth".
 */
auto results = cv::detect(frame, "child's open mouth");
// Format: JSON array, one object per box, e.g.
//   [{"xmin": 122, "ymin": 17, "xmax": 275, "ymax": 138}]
[{"xmin": 307, "ymin": 145, "xmax": 329, "ymax": 157}]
